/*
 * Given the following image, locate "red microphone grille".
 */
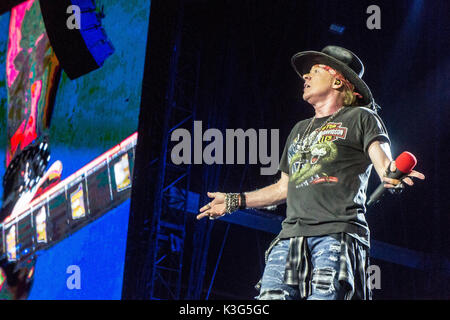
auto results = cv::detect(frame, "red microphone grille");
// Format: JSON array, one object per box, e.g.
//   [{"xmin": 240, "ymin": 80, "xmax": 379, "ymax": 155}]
[{"xmin": 395, "ymin": 151, "xmax": 417, "ymax": 174}]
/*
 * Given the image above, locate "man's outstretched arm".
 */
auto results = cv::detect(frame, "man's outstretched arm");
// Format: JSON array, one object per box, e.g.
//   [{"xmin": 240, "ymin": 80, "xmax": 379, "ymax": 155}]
[
  {"xmin": 197, "ymin": 172, "xmax": 289, "ymax": 220},
  {"xmin": 368, "ymin": 140, "xmax": 425, "ymax": 188}
]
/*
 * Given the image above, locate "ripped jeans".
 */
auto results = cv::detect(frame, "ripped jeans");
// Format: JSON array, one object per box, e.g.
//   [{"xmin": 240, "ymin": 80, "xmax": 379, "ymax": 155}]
[{"xmin": 257, "ymin": 235, "xmax": 348, "ymax": 300}]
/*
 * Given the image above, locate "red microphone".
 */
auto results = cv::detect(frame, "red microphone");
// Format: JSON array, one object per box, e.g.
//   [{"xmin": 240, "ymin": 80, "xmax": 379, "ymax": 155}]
[
  {"xmin": 367, "ymin": 151, "xmax": 417, "ymax": 206},
  {"xmin": 395, "ymin": 151, "xmax": 417, "ymax": 174}
]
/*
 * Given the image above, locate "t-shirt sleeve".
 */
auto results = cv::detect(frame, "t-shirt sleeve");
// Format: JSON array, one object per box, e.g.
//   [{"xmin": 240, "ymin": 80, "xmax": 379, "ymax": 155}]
[
  {"xmin": 361, "ymin": 109, "xmax": 390, "ymax": 156},
  {"xmin": 278, "ymin": 123, "xmax": 299, "ymax": 175},
  {"xmin": 278, "ymin": 134, "xmax": 290, "ymax": 174}
]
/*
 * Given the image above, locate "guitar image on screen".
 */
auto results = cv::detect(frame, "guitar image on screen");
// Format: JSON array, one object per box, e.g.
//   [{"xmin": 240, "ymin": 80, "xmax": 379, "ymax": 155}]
[
  {"xmin": 0, "ymin": 0, "xmax": 116, "ymax": 299},
  {"xmin": 0, "ymin": 132, "xmax": 137, "ymax": 299}
]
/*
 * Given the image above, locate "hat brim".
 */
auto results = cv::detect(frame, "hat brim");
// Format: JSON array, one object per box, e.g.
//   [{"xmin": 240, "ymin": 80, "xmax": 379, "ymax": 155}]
[{"xmin": 291, "ymin": 51, "xmax": 373, "ymax": 105}]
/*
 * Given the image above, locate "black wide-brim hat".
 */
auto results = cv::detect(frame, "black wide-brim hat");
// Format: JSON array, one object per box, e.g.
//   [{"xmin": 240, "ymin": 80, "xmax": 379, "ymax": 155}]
[{"xmin": 291, "ymin": 45, "xmax": 373, "ymax": 106}]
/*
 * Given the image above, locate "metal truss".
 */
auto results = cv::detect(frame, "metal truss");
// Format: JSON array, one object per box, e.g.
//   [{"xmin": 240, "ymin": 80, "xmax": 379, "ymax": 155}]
[{"xmin": 148, "ymin": 2, "xmax": 201, "ymax": 300}]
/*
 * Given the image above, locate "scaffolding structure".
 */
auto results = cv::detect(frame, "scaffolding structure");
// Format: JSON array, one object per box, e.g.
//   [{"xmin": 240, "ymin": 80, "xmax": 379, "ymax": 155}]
[{"xmin": 146, "ymin": 1, "xmax": 200, "ymax": 300}]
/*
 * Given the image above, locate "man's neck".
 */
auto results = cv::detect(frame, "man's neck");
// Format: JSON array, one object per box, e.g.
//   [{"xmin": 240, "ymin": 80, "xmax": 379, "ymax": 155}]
[{"xmin": 310, "ymin": 95, "xmax": 343, "ymax": 118}]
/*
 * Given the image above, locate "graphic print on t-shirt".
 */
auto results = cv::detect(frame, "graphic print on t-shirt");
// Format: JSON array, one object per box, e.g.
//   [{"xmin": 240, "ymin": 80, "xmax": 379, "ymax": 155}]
[{"xmin": 288, "ymin": 122, "xmax": 348, "ymax": 188}]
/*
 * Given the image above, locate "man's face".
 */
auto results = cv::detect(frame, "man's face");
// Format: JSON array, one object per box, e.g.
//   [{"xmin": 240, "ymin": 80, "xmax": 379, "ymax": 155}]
[{"xmin": 302, "ymin": 65, "xmax": 335, "ymax": 104}]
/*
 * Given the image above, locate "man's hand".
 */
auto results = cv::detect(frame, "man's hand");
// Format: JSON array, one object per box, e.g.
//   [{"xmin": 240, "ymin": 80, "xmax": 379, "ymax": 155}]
[
  {"xmin": 197, "ymin": 192, "xmax": 227, "ymax": 220},
  {"xmin": 383, "ymin": 160, "xmax": 425, "ymax": 189},
  {"xmin": 368, "ymin": 141, "xmax": 425, "ymax": 190},
  {"xmin": 197, "ymin": 172, "xmax": 289, "ymax": 220}
]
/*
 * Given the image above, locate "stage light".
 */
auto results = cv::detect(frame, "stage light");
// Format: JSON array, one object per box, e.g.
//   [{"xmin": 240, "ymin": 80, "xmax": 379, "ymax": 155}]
[{"xmin": 329, "ymin": 24, "xmax": 346, "ymax": 35}]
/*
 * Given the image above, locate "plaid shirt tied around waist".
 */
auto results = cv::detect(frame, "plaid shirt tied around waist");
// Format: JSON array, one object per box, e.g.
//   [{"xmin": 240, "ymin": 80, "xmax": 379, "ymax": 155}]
[{"xmin": 256, "ymin": 233, "xmax": 372, "ymax": 300}]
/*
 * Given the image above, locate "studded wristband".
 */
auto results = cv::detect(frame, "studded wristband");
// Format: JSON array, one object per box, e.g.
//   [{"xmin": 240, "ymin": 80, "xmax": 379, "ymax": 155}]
[{"xmin": 225, "ymin": 193, "xmax": 240, "ymax": 214}]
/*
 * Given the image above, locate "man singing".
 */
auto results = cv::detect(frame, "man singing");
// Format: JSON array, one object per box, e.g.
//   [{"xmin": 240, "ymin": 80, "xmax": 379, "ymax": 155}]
[{"xmin": 197, "ymin": 46, "xmax": 425, "ymax": 300}]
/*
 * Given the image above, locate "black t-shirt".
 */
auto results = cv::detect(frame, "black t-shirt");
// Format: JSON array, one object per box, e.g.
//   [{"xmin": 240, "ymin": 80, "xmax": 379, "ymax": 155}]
[{"xmin": 278, "ymin": 106, "xmax": 390, "ymax": 245}]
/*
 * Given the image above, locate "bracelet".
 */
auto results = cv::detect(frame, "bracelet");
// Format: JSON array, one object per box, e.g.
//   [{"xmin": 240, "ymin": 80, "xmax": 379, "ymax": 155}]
[
  {"xmin": 225, "ymin": 193, "xmax": 240, "ymax": 214},
  {"xmin": 239, "ymin": 192, "xmax": 246, "ymax": 209}
]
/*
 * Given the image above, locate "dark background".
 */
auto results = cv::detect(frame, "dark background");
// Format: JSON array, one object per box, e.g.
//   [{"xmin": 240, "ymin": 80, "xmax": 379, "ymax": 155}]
[{"xmin": 123, "ymin": 0, "xmax": 450, "ymax": 300}]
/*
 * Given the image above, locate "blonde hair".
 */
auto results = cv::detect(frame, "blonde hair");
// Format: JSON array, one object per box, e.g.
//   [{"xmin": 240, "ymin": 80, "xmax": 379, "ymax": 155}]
[{"xmin": 341, "ymin": 85, "xmax": 358, "ymax": 106}]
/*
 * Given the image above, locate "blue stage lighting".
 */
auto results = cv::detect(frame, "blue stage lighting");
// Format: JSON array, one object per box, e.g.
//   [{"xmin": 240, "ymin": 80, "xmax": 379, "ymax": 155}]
[{"xmin": 329, "ymin": 24, "xmax": 346, "ymax": 35}]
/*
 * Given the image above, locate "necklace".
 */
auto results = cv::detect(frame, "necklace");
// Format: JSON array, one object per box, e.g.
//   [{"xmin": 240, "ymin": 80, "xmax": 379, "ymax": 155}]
[{"xmin": 297, "ymin": 106, "xmax": 345, "ymax": 154}]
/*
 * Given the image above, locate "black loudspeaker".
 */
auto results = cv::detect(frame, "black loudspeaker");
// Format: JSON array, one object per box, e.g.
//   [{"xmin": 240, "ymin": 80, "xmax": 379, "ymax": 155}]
[{"xmin": 39, "ymin": 0, "xmax": 114, "ymax": 79}]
